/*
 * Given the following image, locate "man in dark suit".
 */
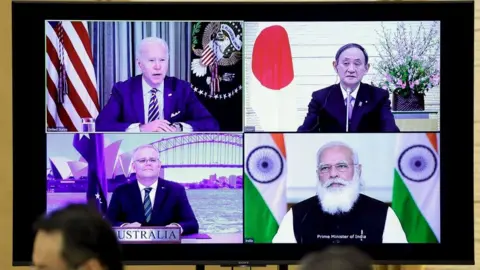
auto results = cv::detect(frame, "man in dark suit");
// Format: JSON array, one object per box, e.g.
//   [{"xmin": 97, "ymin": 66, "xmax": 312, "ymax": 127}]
[
  {"xmin": 96, "ymin": 37, "xmax": 219, "ymax": 132},
  {"xmin": 107, "ymin": 144, "xmax": 199, "ymax": 235},
  {"xmin": 297, "ymin": 43, "xmax": 399, "ymax": 132}
]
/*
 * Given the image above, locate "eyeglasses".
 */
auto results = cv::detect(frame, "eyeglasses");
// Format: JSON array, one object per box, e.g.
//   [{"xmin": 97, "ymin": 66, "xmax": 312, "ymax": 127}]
[
  {"xmin": 135, "ymin": 158, "xmax": 159, "ymax": 164},
  {"xmin": 317, "ymin": 163, "xmax": 356, "ymax": 174}
]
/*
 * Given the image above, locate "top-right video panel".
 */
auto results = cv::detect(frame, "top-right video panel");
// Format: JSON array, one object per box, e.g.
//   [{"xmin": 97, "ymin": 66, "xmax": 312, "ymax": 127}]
[{"xmin": 244, "ymin": 21, "xmax": 440, "ymax": 133}]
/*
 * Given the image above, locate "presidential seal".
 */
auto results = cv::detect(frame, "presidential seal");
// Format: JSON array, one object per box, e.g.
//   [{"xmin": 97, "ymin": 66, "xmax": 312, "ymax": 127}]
[{"xmin": 190, "ymin": 21, "xmax": 243, "ymax": 100}]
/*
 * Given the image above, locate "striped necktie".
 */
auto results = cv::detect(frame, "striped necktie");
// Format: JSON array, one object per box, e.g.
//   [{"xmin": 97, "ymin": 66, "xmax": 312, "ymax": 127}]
[
  {"xmin": 144, "ymin": 187, "xmax": 153, "ymax": 222},
  {"xmin": 148, "ymin": 89, "xmax": 160, "ymax": 123}
]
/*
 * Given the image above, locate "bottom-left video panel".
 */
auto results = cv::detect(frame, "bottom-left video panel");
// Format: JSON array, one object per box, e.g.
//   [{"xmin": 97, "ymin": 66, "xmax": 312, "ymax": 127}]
[{"xmin": 46, "ymin": 133, "xmax": 244, "ymax": 244}]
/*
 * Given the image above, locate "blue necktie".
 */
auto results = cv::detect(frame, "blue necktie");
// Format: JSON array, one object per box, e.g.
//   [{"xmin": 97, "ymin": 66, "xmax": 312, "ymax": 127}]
[
  {"xmin": 144, "ymin": 187, "xmax": 153, "ymax": 222},
  {"xmin": 148, "ymin": 89, "xmax": 159, "ymax": 123},
  {"xmin": 345, "ymin": 95, "xmax": 355, "ymax": 120}
]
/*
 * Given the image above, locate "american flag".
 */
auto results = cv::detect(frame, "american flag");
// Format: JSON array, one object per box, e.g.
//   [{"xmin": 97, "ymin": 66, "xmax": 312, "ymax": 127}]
[
  {"xmin": 46, "ymin": 21, "xmax": 100, "ymax": 132},
  {"xmin": 73, "ymin": 133, "xmax": 108, "ymax": 215},
  {"xmin": 201, "ymin": 42, "xmax": 220, "ymax": 95},
  {"xmin": 201, "ymin": 42, "xmax": 216, "ymax": 67}
]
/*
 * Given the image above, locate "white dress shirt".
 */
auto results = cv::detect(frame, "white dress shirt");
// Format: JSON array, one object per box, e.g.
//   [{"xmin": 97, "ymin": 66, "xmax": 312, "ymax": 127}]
[
  {"xmin": 120, "ymin": 180, "xmax": 158, "ymax": 227},
  {"xmin": 125, "ymin": 78, "xmax": 192, "ymax": 132},
  {"xmin": 137, "ymin": 180, "xmax": 158, "ymax": 207},
  {"xmin": 340, "ymin": 83, "xmax": 360, "ymax": 106},
  {"xmin": 272, "ymin": 206, "xmax": 408, "ymax": 244},
  {"xmin": 136, "ymin": 179, "xmax": 183, "ymax": 233}
]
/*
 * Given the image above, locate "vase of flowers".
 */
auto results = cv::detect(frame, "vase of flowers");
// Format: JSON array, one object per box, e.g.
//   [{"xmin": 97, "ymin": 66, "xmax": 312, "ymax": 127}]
[{"xmin": 373, "ymin": 22, "xmax": 440, "ymax": 111}]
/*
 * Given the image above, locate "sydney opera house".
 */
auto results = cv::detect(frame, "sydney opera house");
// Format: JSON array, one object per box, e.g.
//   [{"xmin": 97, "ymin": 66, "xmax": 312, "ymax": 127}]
[{"xmin": 46, "ymin": 133, "xmax": 244, "ymax": 193}]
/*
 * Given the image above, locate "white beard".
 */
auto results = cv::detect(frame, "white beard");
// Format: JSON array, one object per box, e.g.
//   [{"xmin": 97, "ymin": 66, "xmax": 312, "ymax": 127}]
[{"xmin": 316, "ymin": 172, "xmax": 361, "ymax": 215}]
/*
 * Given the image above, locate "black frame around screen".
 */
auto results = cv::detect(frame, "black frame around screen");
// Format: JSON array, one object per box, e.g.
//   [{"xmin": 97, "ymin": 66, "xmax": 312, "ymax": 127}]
[{"xmin": 12, "ymin": 0, "xmax": 474, "ymax": 266}]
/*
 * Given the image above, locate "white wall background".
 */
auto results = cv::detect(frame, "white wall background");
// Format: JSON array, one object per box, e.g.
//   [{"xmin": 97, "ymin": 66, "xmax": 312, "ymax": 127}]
[
  {"xmin": 283, "ymin": 133, "xmax": 415, "ymax": 204},
  {"xmin": 244, "ymin": 21, "xmax": 441, "ymax": 131}
]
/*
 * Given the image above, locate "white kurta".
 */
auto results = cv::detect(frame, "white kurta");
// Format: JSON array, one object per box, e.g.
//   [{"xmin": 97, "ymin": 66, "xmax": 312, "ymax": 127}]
[{"xmin": 272, "ymin": 207, "xmax": 408, "ymax": 244}]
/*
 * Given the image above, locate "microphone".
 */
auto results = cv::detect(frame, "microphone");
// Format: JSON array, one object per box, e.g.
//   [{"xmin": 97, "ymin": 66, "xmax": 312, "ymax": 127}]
[{"xmin": 345, "ymin": 87, "xmax": 352, "ymax": 132}]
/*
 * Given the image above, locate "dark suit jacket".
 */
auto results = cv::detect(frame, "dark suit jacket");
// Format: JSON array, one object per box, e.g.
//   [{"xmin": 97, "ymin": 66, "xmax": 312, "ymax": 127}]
[
  {"xmin": 106, "ymin": 179, "xmax": 199, "ymax": 235},
  {"xmin": 297, "ymin": 83, "xmax": 400, "ymax": 132},
  {"xmin": 96, "ymin": 75, "xmax": 219, "ymax": 132}
]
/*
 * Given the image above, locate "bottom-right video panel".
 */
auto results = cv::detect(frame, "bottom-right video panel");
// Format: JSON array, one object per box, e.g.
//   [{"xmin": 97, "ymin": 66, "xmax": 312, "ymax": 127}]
[{"xmin": 243, "ymin": 133, "xmax": 440, "ymax": 244}]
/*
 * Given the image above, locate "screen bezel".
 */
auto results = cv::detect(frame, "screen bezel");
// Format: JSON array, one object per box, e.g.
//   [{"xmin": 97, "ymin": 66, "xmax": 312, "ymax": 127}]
[{"xmin": 12, "ymin": 0, "xmax": 474, "ymax": 266}]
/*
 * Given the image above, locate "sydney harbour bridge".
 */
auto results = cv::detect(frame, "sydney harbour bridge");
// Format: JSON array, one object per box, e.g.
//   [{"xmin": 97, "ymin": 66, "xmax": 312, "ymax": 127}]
[
  {"xmin": 48, "ymin": 133, "xmax": 244, "ymax": 181},
  {"xmin": 153, "ymin": 133, "xmax": 243, "ymax": 169}
]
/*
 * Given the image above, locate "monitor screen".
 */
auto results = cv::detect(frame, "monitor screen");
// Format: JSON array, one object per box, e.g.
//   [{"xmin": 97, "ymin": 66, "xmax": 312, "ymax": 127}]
[
  {"xmin": 46, "ymin": 133, "xmax": 244, "ymax": 244},
  {"xmin": 244, "ymin": 133, "xmax": 440, "ymax": 244},
  {"xmin": 11, "ymin": 0, "xmax": 474, "ymax": 266}
]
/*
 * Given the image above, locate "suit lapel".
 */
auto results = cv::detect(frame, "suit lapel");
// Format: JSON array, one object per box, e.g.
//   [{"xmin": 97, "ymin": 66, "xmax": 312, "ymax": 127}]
[
  {"xmin": 350, "ymin": 83, "xmax": 371, "ymax": 131},
  {"xmin": 163, "ymin": 77, "xmax": 174, "ymax": 122},
  {"xmin": 132, "ymin": 76, "xmax": 145, "ymax": 124},
  {"xmin": 151, "ymin": 178, "xmax": 167, "ymax": 220},
  {"xmin": 129, "ymin": 181, "xmax": 146, "ymax": 223},
  {"xmin": 325, "ymin": 84, "xmax": 347, "ymax": 130}
]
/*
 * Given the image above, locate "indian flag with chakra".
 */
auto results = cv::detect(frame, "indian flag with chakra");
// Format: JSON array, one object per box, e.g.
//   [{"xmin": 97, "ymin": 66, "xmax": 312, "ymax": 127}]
[
  {"xmin": 244, "ymin": 133, "xmax": 287, "ymax": 243},
  {"xmin": 392, "ymin": 133, "xmax": 440, "ymax": 243}
]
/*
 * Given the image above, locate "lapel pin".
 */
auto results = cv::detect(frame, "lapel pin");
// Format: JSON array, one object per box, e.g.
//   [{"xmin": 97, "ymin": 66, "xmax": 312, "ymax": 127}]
[{"xmin": 168, "ymin": 93, "xmax": 172, "ymax": 97}]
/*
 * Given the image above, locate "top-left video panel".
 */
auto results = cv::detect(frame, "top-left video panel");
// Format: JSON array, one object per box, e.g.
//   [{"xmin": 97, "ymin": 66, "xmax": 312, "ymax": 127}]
[{"xmin": 45, "ymin": 20, "xmax": 244, "ymax": 133}]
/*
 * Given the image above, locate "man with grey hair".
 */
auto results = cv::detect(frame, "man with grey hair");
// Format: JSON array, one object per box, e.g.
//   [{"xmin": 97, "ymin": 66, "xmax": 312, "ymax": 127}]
[
  {"xmin": 297, "ymin": 43, "xmax": 399, "ymax": 132},
  {"xmin": 96, "ymin": 36, "xmax": 219, "ymax": 132},
  {"xmin": 272, "ymin": 141, "xmax": 407, "ymax": 244},
  {"xmin": 106, "ymin": 144, "xmax": 199, "ymax": 235}
]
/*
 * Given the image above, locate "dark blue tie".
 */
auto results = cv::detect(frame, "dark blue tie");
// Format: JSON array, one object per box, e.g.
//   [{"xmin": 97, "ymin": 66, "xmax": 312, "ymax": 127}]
[
  {"xmin": 148, "ymin": 89, "xmax": 159, "ymax": 123},
  {"xmin": 144, "ymin": 187, "xmax": 153, "ymax": 222}
]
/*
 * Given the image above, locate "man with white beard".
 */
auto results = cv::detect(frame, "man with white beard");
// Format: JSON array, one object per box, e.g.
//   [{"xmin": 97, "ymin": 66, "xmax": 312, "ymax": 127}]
[{"xmin": 272, "ymin": 141, "xmax": 408, "ymax": 244}]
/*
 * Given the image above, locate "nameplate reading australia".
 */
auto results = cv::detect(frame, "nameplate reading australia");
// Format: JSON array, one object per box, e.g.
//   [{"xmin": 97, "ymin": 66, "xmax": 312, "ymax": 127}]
[{"xmin": 114, "ymin": 227, "xmax": 181, "ymax": 244}]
